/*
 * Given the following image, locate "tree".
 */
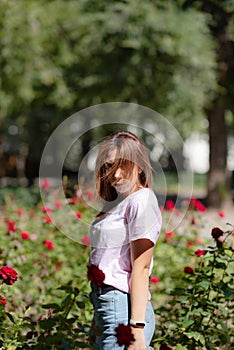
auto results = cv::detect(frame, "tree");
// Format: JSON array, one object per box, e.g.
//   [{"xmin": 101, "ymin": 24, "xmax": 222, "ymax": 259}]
[
  {"xmin": 182, "ymin": 0, "xmax": 234, "ymax": 206},
  {"xmin": 0, "ymin": 0, "xmax": 219, "ymax": 198}
]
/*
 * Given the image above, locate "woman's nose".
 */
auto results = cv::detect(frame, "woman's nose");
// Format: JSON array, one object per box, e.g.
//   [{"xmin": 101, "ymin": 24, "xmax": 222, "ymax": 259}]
[{"xmin": 114, "ymin": 167, "xmax": 122, "ymax": 179}]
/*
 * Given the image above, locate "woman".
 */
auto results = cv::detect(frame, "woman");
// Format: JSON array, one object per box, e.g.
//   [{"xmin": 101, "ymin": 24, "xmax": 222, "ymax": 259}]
[{"xmin": 88, "ymin": 130, "xmax": 162, "ymax": 349}]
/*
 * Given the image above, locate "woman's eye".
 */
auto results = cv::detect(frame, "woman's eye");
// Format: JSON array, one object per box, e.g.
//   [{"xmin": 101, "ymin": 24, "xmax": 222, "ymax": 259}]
[{"xmin": 105, "ymin": 162, "xmax": 113, "ymax": 169}]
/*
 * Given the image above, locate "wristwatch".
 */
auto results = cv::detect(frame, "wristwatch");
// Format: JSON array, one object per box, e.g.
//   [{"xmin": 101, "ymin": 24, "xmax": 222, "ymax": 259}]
[{"xmin": 130, "ymin": 319, "xmax": 146, "ymax": 328}]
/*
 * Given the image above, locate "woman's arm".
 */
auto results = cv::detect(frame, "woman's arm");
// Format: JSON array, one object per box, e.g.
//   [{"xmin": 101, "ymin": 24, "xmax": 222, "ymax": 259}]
[{"xmin": 128, "ymin": 238, "xmax": 154, "ymax": 350}]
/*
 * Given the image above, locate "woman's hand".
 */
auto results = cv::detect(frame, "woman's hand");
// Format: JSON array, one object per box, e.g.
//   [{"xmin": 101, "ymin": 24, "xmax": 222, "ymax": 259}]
[{"xmin": 128, "ymin": 328, "xmax": 146, "ymax": 350}]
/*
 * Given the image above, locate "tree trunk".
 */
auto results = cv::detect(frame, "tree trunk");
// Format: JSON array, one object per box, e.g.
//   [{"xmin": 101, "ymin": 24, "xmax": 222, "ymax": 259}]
[
  {"xmin": 207, "ymin": 99, "xmax": 230, "ymax": 207},
  {"xmin": 182, "ymin": 2, "xmax": 234, "ymax": 208}
]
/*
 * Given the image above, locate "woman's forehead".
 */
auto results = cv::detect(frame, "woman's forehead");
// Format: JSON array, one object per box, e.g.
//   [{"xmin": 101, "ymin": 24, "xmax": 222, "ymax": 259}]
[
  {"xmin": 103, "ymin": 150, "xmax": 139, "ymax": 168},
  {"xmin": 105, "ymin": 149, "xmax": 117, "ymax": 163}
]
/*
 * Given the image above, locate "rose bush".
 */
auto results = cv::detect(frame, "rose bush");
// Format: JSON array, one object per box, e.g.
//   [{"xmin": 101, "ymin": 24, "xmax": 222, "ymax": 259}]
[
  {"xmin": 153, "ymin": 225, "xmax": 234, "ymax": 349},
  {"xmin": 0, "ymin": 186, "xmax": 233, "ymax": 349}
]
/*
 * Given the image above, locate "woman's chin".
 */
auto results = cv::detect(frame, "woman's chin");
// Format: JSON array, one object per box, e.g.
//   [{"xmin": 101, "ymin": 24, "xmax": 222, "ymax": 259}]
[{"xmin": 113, "ymin": 183, "xmax": 132, "ymax": 195}]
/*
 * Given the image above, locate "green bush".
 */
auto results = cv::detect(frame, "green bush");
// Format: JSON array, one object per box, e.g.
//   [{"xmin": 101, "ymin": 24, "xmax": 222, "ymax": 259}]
[
  {"xmin": 153, "ymin": 226, "xmax": 234, "ymax": 350},
  {"xmin": 0, "ymin": 187, "xmax": 233, "ymax": 349}
]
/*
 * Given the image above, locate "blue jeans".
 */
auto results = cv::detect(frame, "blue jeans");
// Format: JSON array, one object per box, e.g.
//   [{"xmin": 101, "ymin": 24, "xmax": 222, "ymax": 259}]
[{"xmin": 89, "ymin": 284, "xmax": 155, "ymax": 349}]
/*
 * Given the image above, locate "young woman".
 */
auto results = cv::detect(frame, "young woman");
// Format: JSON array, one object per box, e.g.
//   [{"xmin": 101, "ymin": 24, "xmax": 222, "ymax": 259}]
[{"xmin": 88, "ymin": 130, "xmax": 162, "ymax": 349}]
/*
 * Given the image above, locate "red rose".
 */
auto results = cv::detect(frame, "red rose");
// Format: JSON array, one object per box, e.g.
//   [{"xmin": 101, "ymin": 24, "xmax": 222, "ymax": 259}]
[
  {"xmin": 16, "ymin": 208, "xmax": 23, "ymax": 216},
  {"xmin": 54, "ymin": 200, "xmax": 62, "ymax": 209},
  {"xmin": 150, "ymin": 276, "xmax": 160, "ymax": 284},
  {"xmin": 71, "ymin": 197, "xmax": 80, "ymax": 205},
  {"xmin": 195, "ymin": 201, "xmax": 206, "ymax": 212},
  {"xmin": 159, "ymin": 343, "xmax": 173, "ymax": 350},
  {"xmin": 218, "ymin": 211, "xmax": 225, "ymax": 218},
  {"xmin": 86, "ymin": 190, "xmax": 94, "ymax": 201},
  {"xmin": 195, "ymin": 237, "xmax": 203, "ymax": 244},
  {"xmin": 165, "ymin": 231, "xmax": 174, "ymax": 239},
  {"xmin": 115, "ymin": 324, "xmax": 135, "ymax": 347},
  {"xmin": 195, "ymin": 249, "xmax": 206, "ymax": 257},
  {"xmin": 189, "ymin": 198, "xmax": 206, "ymax": 212},
  {"xmin": 43, "ymin": 240, "xmax": 54, "ymax": 250},
  {"xmin": 54, "ymin": 260, "xmax": 64, "ymax": 272},
  {"xmin": 81, "ymin": 235, "xmax": 90, "ymax": 246},
  {"xmin": 165, "ymin": 200, "xmax": 175, "ymax": 211},
  {"xmin": 211, "ymin": 227, "xmax": 224, "ymax": 240},
  {"xmin": 87, "ymin": 264, "xmax": 105, "ymax": 287},
  {"xmin": 6, "ymin": 221, "xmax": 16, "ymax": 233},
  {"xmin": 41, "ymin": 178, "xmax": 50, "ymax": 191},
  {"xmin": 41, "ymin": 206, "xmax": 52, "ymax": 214},
  {"xmin": 21, "ymin": 231, "xmax": 30, "ymax": 240},
  {"xmin": 184, "ymin": 266, "xmax": 195, "ymax": 275},
  {"xmin": 75, "ymin": 211, "xmax": 82, "ymax": 219},
  {"xmin": 165, "ymin": 231, "xmax": 174, "ymax": 244},
  {"xmin": 187, "ymin": 241, "xmax": 194, "ymax": 248},
  {"xmin": 0, "ymin": 266, "xmax": 18, "ymax": 285},
  {"xmin": 0, "ymin": 294, "xmax": 7, "ymax": 307},
  {"xmin": 43, "ymin": 216, "xmax": 53, "ymax": 224}
]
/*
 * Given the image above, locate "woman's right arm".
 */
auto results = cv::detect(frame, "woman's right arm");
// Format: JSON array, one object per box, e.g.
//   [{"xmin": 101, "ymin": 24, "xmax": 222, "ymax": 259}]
[{"xmin": 128, "ymin": 238, "xmax": 154, "ymax": 350}]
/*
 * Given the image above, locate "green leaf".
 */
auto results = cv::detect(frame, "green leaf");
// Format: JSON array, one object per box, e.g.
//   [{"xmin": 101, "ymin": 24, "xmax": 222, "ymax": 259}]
[
  {"xmin": 57, "ymin": 285, "xmax": 73, "ymax": 293},
  {"xmin": 61, "ymin": 295, "xmax": 72, "ymax": 308},
  {"xmin": 214, "ymin": 262, "xmax": 227, "ymax": 269},
  {"xmin": 198, "ymin": 280, "xmax": 210, "ymax": 289},
  {"xmin": 74, "ymin": 287, "xmax": 80, "ymax": 295},
  {"xmin": 221, "ymin": 284, "xmax": 234, "ymax": 297},
  {"xmin": 76, "ymin": 301, "xmax": 86, "ymax": 309},
  {"xmin": 178, "ymin": 296, "xmax": 188, "ymax": 303},
  {"xmin": 218, "ymin": 305, "xmax": 228, "ymax": 316},
  {"xmin": 74, "ymin": 341, "xmax": 90, "ymax": 348},
  {"xmin": 218, "ymin": 320, "xmax": 229, "ymax": 334},
  {"xmin": 42, "ymin": 303, "xmax": 61, "ymax": 311},
  {"xmin": 189, "ymin": 308, "xmax": 209, "ymax": 317},
  {"xmin": 180, "ymin": 318, "xmax": 194, "ymax": 328},
  {"xmin": 184, "ymin": 331, "xmax": 205, "ymax": 345},
  {"xmin": 39, "ymin": 318, "xmax": 57, "ymax": 330},
  {"xmin": 5, "ymin": 312, "xmax": 15, "ymax": 324},
  {"xmin": 43, "ymin": 334, "xmax": 65, "ymax": 345},
  {"xmin": 175, "ymin": 345, "xmax": 189, "ymax": 350}
]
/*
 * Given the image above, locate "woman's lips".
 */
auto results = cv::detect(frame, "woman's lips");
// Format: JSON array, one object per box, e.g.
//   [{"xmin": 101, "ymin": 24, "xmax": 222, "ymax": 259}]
[{"xmin": 112, "ymin": 180, "xmax": 131, "ymax": 191}]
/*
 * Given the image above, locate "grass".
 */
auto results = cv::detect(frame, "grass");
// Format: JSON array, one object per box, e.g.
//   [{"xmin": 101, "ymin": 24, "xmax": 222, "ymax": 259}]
[{"xmin": 154, "ymin": 172, "xmax": 207, "ymax": 198}]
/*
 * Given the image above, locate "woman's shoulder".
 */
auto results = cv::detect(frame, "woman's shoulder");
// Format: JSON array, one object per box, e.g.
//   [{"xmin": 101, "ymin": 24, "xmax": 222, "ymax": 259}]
[
  {"xmin": 127, "ymin": 187, "xmax": 158, "ymax": 208},
  {"xmin": 125, "ymin": 187, "xmax": 162, "ymax": 226},
  {"xmin": 130, "ymin": 187, "xmax": 156, "ymax": 200}
]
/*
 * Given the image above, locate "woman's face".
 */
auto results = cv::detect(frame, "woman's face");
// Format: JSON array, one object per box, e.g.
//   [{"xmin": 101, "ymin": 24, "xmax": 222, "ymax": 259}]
[{"xmin": 104, "ymin": 150, "xmax": 141, "ymax": 195}]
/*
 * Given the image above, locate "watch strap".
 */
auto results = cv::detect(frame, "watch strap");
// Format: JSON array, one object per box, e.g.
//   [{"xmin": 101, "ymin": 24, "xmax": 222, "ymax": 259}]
[{"xmin": 130, "ymin": 319, "xmax": 146, "ymax": 328}]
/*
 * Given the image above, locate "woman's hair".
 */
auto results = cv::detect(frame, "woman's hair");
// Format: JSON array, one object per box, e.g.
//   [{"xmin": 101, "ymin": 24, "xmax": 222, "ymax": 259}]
[{"xmin": 95, "ymin": 130, "xmax": 153, "ymax": 203}]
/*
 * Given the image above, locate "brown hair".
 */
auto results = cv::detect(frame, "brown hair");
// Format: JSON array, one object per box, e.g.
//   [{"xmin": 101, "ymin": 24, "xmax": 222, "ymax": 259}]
[{"xmin": 95, "ymin": 130, "xmax": 153, "ymax": 203}]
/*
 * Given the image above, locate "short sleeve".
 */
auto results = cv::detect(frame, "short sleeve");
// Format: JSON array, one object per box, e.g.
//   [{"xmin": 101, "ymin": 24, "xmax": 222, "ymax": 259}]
[{"xmin": 126, "ymin": 189, "xmax": 162, "ymax": 244}]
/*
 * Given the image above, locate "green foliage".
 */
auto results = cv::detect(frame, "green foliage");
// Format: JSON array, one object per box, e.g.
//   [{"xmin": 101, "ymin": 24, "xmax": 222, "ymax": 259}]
[
  {"xmin": 0, "ymin": 186, "xmax": 41, "ymax": 206},
  {"xmin": 0, "ymin": 0, "xmax": 216, "ymax": 139},
  {"xmin": 0, "ymin": 186, "xmax": 93, "ymax": 348},
  {"xmin": 154, "ymin": 226, "xmax": 234, "ymax": 349},
  {"xmin": 0, "ymin": 187, "xmax": 233, "ymax": 348}
]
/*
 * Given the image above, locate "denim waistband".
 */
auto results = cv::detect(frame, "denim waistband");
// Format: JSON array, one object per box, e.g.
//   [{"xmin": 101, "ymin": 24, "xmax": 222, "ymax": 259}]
[{"xmin": 91, "ymin": 282, "xmax": 122, "ymax": 295}]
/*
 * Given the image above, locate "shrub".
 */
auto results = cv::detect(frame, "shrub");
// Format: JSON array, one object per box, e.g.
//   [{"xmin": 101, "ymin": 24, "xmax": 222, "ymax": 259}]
[
  {"xmin": 154, "ymin": 225, "xmax": 234, "ymax": 350},
  {"xmin": 0, "ymin": 187, "xmax": 233, "ymax": 349}
]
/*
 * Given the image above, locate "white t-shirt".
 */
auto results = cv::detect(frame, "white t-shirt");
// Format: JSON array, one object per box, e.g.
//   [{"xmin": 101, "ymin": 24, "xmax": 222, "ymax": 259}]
[{"xmin": 89, "ymin": 188, "xmax": 162, "ymax": 294}]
